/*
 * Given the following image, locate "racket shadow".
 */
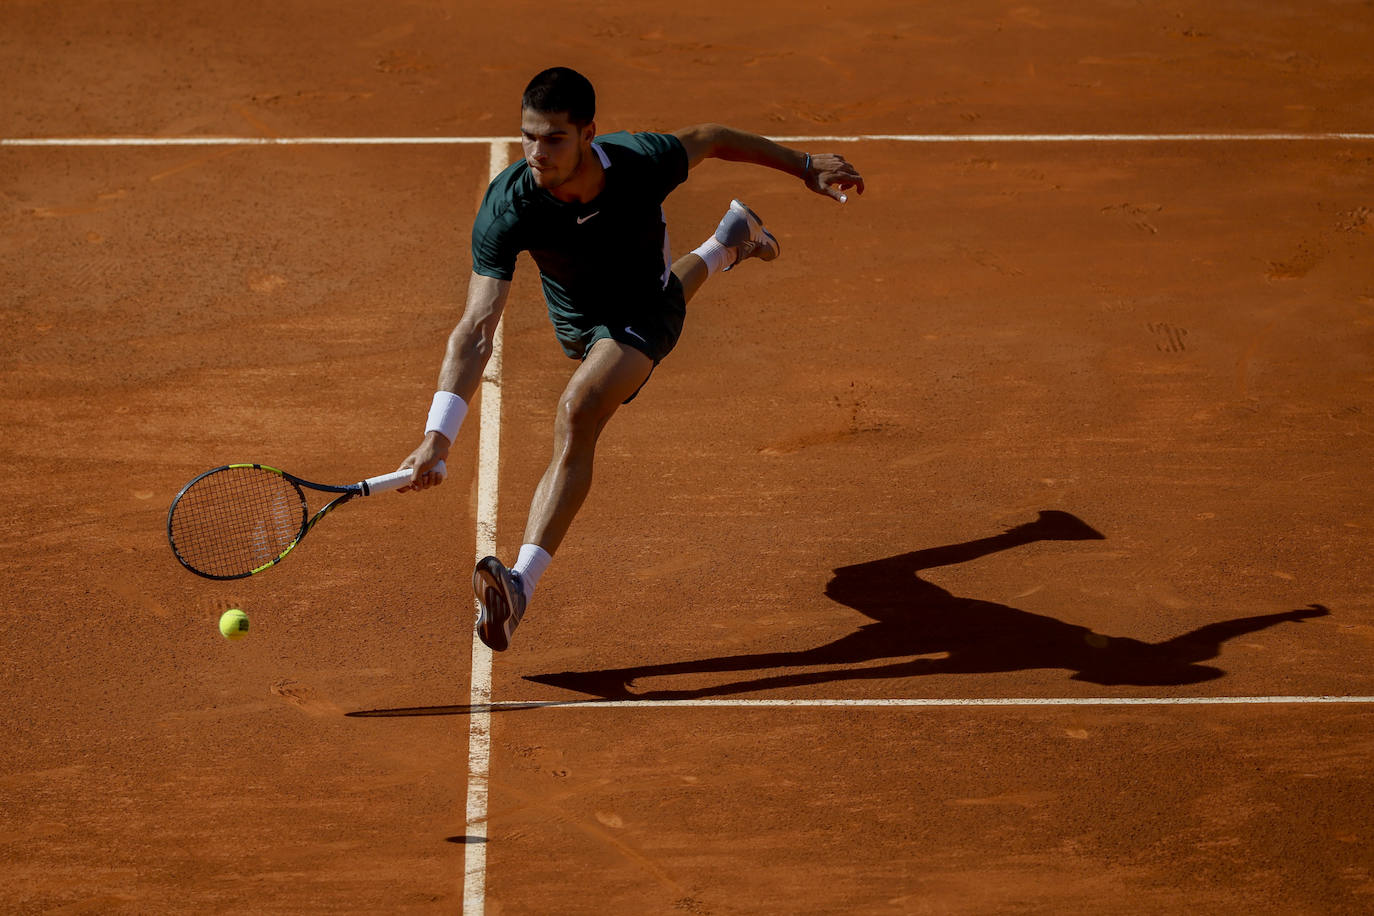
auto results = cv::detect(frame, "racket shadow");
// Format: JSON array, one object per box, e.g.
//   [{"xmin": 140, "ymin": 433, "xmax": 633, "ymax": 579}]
[{"xmin": 525, "ymin": 511, "xmax": 1330, "ymax": 700}]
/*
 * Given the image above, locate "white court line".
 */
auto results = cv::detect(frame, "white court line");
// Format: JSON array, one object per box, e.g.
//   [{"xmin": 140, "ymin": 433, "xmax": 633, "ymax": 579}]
[
  {"xmin": 0, "ymin": 136, "xmax": 498, "ymax": 146},
  {"xmin": 3, "ymin": 132, "xmax": 1373, "ymax": 147},
  {"xmin": 486, "ymin": 695, "xmax": 1374, "ymax": 709},
  {"xmin": 775, "ymin": 132, "xmax": 1374, "ymax": 143},
  {"xmin": 462, "ymin": 139, "xmax": 509, "ymax": 916}
]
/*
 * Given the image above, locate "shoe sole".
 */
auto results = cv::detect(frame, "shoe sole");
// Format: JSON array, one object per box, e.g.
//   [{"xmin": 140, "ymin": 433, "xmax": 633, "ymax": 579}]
[
  {"xmin": 727, "ymin": 199, "xmax": 779, "ymax": 266},
  {"xmin": 473, "ymin": 557, "xmax": 513, "ymax": 652}
]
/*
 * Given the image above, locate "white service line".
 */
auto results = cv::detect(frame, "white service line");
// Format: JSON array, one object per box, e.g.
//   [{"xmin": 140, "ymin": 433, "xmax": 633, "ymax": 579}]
[
  {"xmin": 462, "ymin": 139, "xmax": 510, "ymax": 916},
  {"xmin": 489, "ymin": 695, "xmax": 1374, "ymax": 709},
  {"xmin": 3, "ymin": 132, "xmax": 1373, "ymax": 147}
]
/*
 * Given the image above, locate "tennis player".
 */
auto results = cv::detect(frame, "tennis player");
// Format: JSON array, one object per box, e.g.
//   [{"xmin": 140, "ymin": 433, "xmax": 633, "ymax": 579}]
[{"xmin": 400, "ymin": 66, "xmax": 864, "ymax": 651}]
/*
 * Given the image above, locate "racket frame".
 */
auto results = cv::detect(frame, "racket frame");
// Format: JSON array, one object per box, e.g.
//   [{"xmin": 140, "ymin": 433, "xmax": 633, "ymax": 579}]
[{"xmin": 166, "ymin": 463, "xmax": 420, "ymax": 580}]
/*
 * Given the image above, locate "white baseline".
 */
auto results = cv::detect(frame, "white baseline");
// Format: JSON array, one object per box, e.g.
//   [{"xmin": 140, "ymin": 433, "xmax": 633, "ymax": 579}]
[{"xmin": 3, "ymin": 132, "xmax": 1373, "ymax": 147}]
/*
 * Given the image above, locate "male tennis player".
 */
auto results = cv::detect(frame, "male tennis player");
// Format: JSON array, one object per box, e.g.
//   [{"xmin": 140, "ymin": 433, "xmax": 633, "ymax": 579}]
[{"xmin": 400, "ymin": 66, "xmax": 864, "ymax": 651}]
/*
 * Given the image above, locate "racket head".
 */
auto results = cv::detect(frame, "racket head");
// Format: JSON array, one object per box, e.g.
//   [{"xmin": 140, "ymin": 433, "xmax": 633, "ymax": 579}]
[{"xmin": 167, "ymin": 464, "xmax": 309, "ymax": 580}]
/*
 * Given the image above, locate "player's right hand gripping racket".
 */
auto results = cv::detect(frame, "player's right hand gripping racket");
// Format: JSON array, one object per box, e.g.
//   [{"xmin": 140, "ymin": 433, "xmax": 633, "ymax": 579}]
[{"xmin": 166, "ymin": 462, "xmax": 444, "ymax": 580}]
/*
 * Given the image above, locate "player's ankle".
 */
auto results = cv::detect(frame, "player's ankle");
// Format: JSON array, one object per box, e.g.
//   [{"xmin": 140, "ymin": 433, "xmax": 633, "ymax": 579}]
[
  {"xmin": 512, "ymin": 543, "xmax": 552, "ymax": 603},
  {"xmin": 690, "ymin": 236, "xmax": 736, "ymax": 275}
]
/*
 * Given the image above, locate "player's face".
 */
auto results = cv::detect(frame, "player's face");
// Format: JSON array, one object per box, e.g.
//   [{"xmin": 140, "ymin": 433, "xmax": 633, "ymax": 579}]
[{"xmin": 521, "ymin": 108, "xmax": 594, "ymax": 191}]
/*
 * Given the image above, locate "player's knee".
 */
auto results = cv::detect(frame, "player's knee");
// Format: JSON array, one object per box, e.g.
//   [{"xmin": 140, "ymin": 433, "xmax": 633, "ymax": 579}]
[{"xmin": 556, "ymin": 386, "xmax": 617, "ymax": 441}]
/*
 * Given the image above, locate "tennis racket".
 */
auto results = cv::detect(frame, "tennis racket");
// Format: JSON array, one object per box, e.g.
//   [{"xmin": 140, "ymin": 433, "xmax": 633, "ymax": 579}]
[{"xmin": 166, "ymin": 462, "xmax": 444, "ymax": 580}]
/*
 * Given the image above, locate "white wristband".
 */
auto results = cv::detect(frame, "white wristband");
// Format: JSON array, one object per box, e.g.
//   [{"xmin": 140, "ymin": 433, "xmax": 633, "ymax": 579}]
[{"xmin": 425, "ymin": 391, "xmax": 468, "ymax": 444}]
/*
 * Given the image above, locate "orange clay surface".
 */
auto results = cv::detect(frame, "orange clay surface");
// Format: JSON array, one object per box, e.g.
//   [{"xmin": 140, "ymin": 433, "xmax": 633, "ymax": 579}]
[{"xmin": 3, "ymin": 1, "xmax": 1373, "ymax": 913}]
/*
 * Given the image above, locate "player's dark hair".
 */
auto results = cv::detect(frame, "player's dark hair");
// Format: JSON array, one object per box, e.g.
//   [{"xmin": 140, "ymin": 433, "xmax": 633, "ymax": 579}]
[{"xmin": 521, "ymin": 67, "xmax": 596, "ymax": 127}]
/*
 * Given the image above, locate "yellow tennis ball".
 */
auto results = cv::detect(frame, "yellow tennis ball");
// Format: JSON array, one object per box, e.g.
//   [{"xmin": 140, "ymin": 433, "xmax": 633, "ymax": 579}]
[{"xmin": 219, "ymin": 608, "xmax": 250, "ymax": 641}]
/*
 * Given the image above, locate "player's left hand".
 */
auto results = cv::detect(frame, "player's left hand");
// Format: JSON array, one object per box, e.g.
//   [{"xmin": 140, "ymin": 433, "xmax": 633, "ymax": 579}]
[{"xmin": 804, "ymin": 153, "xmax": 865, "ymax": 202}]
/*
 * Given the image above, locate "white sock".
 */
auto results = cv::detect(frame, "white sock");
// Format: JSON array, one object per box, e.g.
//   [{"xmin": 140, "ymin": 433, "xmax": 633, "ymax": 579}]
[
  {"xmin": 690, "ymin": 236, "xmax": 736, "ymax": 275},
  {"xmin": 512, "ymin": 543, "xmax": 552, "ymax": 603}
]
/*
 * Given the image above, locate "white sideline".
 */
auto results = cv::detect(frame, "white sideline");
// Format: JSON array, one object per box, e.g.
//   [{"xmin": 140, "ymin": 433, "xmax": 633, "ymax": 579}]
[{"xmin": 462, "ymin": 140, "xmax": 509, "ymax": 916}]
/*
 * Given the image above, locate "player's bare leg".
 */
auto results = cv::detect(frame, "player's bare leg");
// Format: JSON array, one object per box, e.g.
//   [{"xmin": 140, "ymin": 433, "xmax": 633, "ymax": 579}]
[
  {"xmin": 523, "ymin": 338, "xmax": 654, "ymax": 554},
  {"xmin": 672, "ymin": 253, "xmax": 710, "ymax": 303},
  {"xmin": 476, "ymin": 338, "xmax": 651, "ymax": 651}
]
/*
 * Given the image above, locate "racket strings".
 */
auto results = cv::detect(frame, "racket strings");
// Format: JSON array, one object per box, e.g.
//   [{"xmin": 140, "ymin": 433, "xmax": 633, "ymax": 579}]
[{"xmin": 169, "ymin": 467, "xmax": 306, "ymax": 577}]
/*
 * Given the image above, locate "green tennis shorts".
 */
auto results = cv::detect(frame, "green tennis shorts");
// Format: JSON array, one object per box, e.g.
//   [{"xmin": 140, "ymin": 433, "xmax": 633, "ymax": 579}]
[{"xmin": 554, "ymin": 273, "xmax": 688, "ymax": 367}]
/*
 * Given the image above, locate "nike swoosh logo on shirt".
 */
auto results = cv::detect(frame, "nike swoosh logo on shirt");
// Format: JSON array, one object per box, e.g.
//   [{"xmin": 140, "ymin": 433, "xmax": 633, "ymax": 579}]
[
  {"xmin": 576, "ymin": 211, "xmax": 600, "ymax": 225},
  {"xmin": 623, "ymin": 327, "xmax": 647, "ymax": 344}
]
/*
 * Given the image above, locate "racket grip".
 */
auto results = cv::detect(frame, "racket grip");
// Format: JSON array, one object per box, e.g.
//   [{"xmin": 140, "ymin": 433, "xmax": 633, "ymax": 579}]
[{"xmin": 364, "ymin": 461, "xmax": 447, "ymax": 495}]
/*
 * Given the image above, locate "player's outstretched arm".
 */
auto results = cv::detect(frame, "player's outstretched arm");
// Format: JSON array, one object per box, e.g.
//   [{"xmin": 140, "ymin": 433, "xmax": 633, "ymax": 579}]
[
  {"xmin": 399, "ymin": 272, "xmax": 510, "ymax": 490},
  {"xmin": 672, "ymin": 123, "xmax": 865, "ymax": 202}
]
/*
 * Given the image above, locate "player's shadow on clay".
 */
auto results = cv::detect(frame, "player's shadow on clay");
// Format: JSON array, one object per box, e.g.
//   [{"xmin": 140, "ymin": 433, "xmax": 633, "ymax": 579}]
[{"xmin": 525, "ymin": 511, "xmax": 1329, "ymax": 700}]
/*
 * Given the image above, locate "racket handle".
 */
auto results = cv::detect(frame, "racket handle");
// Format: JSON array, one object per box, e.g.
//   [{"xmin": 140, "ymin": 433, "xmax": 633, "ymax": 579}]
[{"xmin": 363, "ymin": 461, "xmax": 447, "ymax": 495}]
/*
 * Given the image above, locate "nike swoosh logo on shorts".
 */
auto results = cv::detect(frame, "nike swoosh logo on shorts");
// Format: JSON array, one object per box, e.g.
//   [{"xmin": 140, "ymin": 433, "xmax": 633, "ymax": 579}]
[
  {"xmin": 577, "ymin": 211, "xmax": 600, "ymax": 224},
  {"xmin": 623, "ymin": 327, "xmax": 647, "ymax": 344}
]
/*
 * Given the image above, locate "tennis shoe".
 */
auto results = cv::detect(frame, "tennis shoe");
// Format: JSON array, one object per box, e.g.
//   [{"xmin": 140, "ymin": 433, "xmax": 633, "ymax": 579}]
[
  {"xmin": 473, "ymin": 556, "xmax": 526, "ymax": 652},
  {"xmin": 714, "ymin": 199, "xmax": 780, "ymax": 270}
]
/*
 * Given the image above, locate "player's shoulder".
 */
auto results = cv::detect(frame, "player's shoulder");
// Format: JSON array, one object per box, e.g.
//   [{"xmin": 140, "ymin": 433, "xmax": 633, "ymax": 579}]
[
  {"xmin": 476, "ymin": 159, "xmax": 535, "ymax": 229},
  {"xmin": 595, "ymin": 129, "xmax": 685, "ymax": 161}
]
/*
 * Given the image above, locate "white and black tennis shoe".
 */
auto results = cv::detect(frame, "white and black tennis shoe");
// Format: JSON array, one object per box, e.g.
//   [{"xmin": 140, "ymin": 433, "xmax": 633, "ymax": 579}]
[
  {"xmin": 473, "ymin": 556, "xmax": 526, "ymax": 652},
  {"xmin": 714, "ymin": 199, "xmax": 780, "ymax": 270}
]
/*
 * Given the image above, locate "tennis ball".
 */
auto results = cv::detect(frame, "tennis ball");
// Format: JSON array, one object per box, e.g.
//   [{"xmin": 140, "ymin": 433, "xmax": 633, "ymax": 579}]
[{"xmin": 219, "ymin": 608, "xmax": 250, "ymax": 641}]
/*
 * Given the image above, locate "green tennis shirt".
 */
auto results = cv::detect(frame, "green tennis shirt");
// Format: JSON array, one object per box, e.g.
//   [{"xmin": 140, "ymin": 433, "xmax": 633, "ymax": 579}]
[{"xmin": 470, "ymin": 131, "xmax": 691, "ymax": 354}]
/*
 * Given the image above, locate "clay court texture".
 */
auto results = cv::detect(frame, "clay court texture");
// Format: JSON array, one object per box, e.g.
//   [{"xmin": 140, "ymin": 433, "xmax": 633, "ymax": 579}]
[{"xmin": 3, "ymin": 1, "xmax": 1374, "ymax": 913}]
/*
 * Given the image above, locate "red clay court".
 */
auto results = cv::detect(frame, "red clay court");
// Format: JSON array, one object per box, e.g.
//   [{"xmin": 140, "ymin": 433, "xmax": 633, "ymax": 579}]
[{"xmin": 3, "ymin": 2, "xmax": 1373, "ymax": 913}]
